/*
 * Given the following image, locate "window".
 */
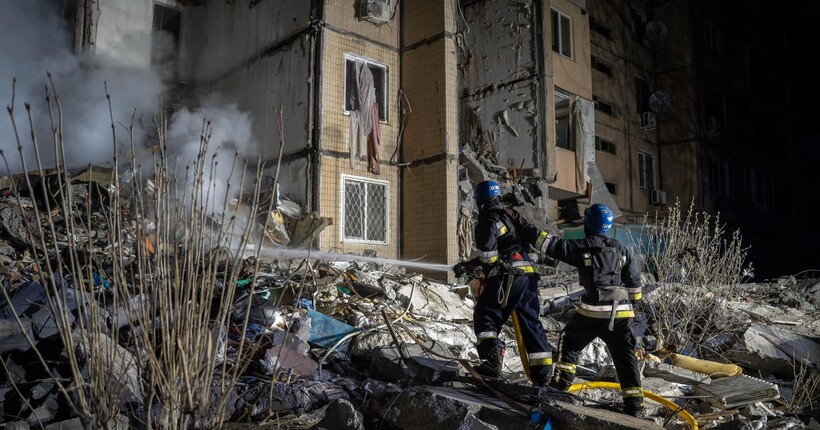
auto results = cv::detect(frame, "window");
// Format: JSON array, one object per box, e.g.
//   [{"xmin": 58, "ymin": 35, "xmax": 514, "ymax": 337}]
[
  {"xmin": 631, "ymin": 8, "xmax": 645, "ymax": 43},
  {"xmin": 593, "ymin": 95, "xmax": 616, "ymax": 117},
  {"xmin": 152, "ymin": 5, "xmax": 181, "ymax": 81},
  {"xmin": 709, "ymin": 160, "xmax": 730, "ymax": 197},
  {"xmin": 344, "ymin": 56, "xmax": 388, "ymax": 122},
  {"xmin": 750, "ymin": 169, "xmax": 772, "ymax": 211},
  {"xmin": 551, "ymin": 9, "xmax": 573, "ymax": 59},
  {"xmin": 638, "ymin": 152, "xmax": 656, "ymax": 190},
  {"xmin": 589, "ymin": 16, "xmax": 611, "ymax": 39},
  {"xmin": 342, "ymin": 176, "xmax": 388, "ymax": 244},
  {"xmin": 701, "ymin": 22, "xmax": 722, "ymax": 54},
  {"xmin": 555, "ymin": 90, "xmax": 572, "ymax": 150},
  {"xmin": 595, "ymin": 136, "xmax": 617, "ymax": 155},
  {"xmin": 605, "ymin": 181, "xmax": 618, "ymax": 195},
  {"xmin": 591, "ymin": 56, "xmax": 613, "ymax": 78},
  {"xmin": 634, "ymin": 77, "xmax": 651, "ymax": 113},
  {"xmin": 703, "ymin": 88, "xmax": 724, "ymax": 135}
]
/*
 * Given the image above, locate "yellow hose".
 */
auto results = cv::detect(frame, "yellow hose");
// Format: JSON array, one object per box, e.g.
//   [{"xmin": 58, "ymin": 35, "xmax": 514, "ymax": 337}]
[
  {"xmin": 569, "ymin": 381, "xmax": 698, "ymax": 430},
  {"xmin": 511, "ymin": 311, "xmax": 531, "ymax": 379},
  {"xmin": 669, "ymin": 353, "xmax": 742, "ymax": 378}
]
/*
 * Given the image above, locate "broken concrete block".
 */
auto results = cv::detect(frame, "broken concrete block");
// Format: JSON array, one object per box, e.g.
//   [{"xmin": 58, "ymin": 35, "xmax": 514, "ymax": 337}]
[
  {"xmin": 728, "ymin": 323, "xmax": 820, "ymax": 377},
  {"xmin": 31, "ymin": 380, "xmax": 55, "ymax": 401},
  {"xmin": 537, "ymin": 398, "xmax": 665, "ymax": 430},
  {"xmin": 0, "ymin": 318, "xmax": 34, "ymax": 353},
  {"xmin": 74, "ymin": 330, "xmax": 141, "ymax": 407},
  {"xmin": 408, "ymin": 356, "xmax": 461, "ymax": 383},
  {"xmin": 371, "ymin": 344, "xmax": 413, "ymax": 381},
  {"xmin": 313, "ymin": 398, "xmax": 364, "ymax": 430},
  {"xmin": 378, "ymin": 386, "xmax": 502, "ymax": 430},
  {"xmin": 307, "ymin": 309, "xmax": 356, "ymax": 352},
  {"xmin": 395, "ymin": 281, "xmax": 473, "ymax": 321},
  {"xmin": 643, "ymin": 361, "xmax": 712, "ymax": 385},
  {"xmin": 31, "ymin": 300, "xmax": 75, "ymax": 339},
  {"xmin": 4, "ymin": 421, "xmax": 30, "ymax": 430},
  {"xmin": 349, "ymin": 330, "xmax": 394, "ymax": 361},
  {"xmin": 1, "ymin": 281, "xmax": 47, "ymax": 319},
  {"xmin": 43, "ymin": 418, "xmax": 83, "ymax": 430},
  {"xmin": 26, "ymin": 394, "xmax": 58, "ymax": 426},
  {"xmin": 693, "ymin": 375, "xmax": 780, "ymax": 409}
]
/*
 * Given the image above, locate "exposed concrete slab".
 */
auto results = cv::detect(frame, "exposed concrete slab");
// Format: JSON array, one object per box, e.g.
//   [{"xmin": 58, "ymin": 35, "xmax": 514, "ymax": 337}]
[{"xmin": 728, "ymin": 323, "xmax": 820, "ymax": 377}]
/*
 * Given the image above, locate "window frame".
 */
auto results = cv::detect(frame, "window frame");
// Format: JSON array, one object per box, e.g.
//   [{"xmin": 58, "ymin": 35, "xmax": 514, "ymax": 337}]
[
  {"xmin": 340, "ymin": 174, "xmax": 390, "ymax": 245},
  {"xmin": 591, "ymin": 55, "xmax": 613, "ymax": 78},
  {"xmin": 595, "ymin": 136, "xmax": 617, "ymax": 155},
  {"xmin": 343, "ymin": 54, "xmax": 389, "ymax": 124},
  {"xmin": 593, "ymin": 95, "xmax": 616, "ymax": 117},
  {"xmin": 604, "ymin": 181, "xmax": 618, "ymax": 195},
  {"xmin": 551, "ymin": 9, "xmax": 573, "ymax": 59},
  {"xmin": 638, "ymin": 151, "xmax": 656, "ymax": 190}
]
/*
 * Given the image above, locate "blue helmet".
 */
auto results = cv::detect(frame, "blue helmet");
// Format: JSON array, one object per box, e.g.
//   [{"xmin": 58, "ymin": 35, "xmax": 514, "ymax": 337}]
[
  {"xmin": 475, "ymin": 180, "xmax": 502, "ymax": 204},
  {"xmin": 584, "ymin": 204, "xmax": 614, "ymax": 235}
]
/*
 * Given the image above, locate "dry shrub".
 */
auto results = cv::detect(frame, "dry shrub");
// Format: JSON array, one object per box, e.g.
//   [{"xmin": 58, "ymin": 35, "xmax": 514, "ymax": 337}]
[
  {"xmin": 1, "ymin": 80, "xmax": 277, "ymax": 428},
  {"xmin": 634, "ymin": 200, "xmax": 754, "ymax": 357}
]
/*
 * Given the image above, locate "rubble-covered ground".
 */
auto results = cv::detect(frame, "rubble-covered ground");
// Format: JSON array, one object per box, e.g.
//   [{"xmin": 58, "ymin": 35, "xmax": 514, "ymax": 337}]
[{"xmin": 1, "ymin": 169, "xmax": 819, "ymax": 430}]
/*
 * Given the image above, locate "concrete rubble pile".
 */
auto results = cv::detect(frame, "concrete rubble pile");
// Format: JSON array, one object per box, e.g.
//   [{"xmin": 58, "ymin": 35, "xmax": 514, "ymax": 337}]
[{"xmin": 1, "ymin": 170, "xmax": 819, "ymax": 430}]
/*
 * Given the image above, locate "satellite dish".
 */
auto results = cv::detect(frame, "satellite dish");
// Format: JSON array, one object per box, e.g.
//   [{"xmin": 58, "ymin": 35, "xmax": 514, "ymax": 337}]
[
  {"xmin": 644, "ymin": 20, "xmax": 668, "ymax": 42},
  {"xmin": 649, "ymin": 91, "xmax": 672, "ymax": 114}
]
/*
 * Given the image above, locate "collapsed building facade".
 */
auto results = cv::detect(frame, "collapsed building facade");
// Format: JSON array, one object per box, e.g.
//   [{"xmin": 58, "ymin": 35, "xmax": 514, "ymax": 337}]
[{"xmin": 55, "ymin": 0, "xmax": 799, "ymax": 278}]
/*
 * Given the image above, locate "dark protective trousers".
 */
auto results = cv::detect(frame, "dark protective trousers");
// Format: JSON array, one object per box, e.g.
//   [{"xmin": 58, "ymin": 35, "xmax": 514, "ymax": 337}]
[
  {"xmin": 552, "ymin": 314, "xmax": 642, "ymax": 396},
  {"xmin": 473, "ymin": 274, "xmax": 552, "ymax": 381}
]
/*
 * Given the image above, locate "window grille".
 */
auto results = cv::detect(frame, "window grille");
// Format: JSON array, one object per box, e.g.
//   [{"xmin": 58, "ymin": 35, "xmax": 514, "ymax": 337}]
[{"xmin": 343, "ymin": 176, "xmax": 388, "ymax": 244}]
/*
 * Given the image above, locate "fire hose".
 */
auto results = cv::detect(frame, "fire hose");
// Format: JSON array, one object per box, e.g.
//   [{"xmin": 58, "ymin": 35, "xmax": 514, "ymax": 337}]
[{"xmin": 568, "ymin": 381, "xmax": 698, "ymax": 430}]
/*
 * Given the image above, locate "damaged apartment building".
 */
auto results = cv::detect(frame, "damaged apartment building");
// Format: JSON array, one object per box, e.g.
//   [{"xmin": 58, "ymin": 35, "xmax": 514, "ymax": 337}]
[{"xmin": 59, "ymin": 0, "xmax": 791, "ymax": 277}]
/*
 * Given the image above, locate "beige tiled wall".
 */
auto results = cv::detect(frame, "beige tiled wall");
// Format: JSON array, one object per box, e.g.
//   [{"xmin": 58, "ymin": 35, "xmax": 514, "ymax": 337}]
[
  {"xmin": 324, "ymin": 0, "xmax": 400, "ymax": 47},
  {"xmin": 317, "ymin": 27, "xmax": 401, "ymax": 258},
  {"xmin": 401, "ymin": 2, "xmax": 459, "ymax": 279},
  {"xmin": 317, "ymin": 156, "xmax": 401, "ymax": 257}
]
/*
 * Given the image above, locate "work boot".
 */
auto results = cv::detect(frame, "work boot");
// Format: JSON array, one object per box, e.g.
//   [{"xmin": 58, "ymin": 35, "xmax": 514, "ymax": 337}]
[
  {"xmin": 529, "ymin": 365, "xmax": 552, "ymax": 388},
  {"xmin": 623, "ymin": 397, "xmax": 645, "ymax": 418},
  {"xmin": 548, "ymin": 372, "xmax": 572, "ymax": 392},
  {"xmin": 476, "ymin": 339, "xmax": 505, "ymax": 378}
]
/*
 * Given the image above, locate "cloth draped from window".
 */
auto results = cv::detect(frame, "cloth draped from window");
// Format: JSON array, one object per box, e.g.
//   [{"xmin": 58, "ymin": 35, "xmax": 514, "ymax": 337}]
[
  {"xmin": 574, "ymin": 96, "xmax": 621, "ymax": 217},
  {"xmin": 348, "ymin": 62, "xmax": 381, "ymax": 175}
]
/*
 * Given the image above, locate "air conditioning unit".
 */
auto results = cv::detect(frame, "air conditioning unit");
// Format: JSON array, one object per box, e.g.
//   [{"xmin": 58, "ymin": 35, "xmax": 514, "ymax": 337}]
[
  {"xmin": 706, "ymin": 116, "xmax": 720, "ymax": 134},
  {"xmin": 358, "ymin": 0, "xmax": 392, "ymax": 24},
  {"xmin": 641, "ymin": 111, "xmax": 657, "ymax": 130},
  {"xmin": 650, "ymin": 188, "xmax": 667, "ymax": 206}
]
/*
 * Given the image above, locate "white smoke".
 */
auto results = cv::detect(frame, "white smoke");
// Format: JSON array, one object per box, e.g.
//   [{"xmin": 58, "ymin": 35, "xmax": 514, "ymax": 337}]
[
  {"xmin": 0, "ymin": 0, "xmax": 163, "ymax": 174},
  {"xmin": 0, "ymin": 0, "xmax": 258, "ymax": 214},
  {"xmin": 164, "ymin": 96, "xmax": 258, "ymax": 214}
]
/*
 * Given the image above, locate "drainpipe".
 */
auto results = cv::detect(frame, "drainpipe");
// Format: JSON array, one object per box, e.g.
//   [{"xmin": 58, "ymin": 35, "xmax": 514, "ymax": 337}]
[{"xmin": 309, "ymin": 0, "xmax": 324, "ymax": 215}]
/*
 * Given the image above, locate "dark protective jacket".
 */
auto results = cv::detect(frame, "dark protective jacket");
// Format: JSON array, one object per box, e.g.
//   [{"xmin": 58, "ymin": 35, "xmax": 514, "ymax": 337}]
[
  {"xmin": 474, "ymin": 201, "xmax": 538, "ymax": 275},
  {"xmin": 541, "ymin": 233, "xmax": 643, "ymax": 319}
]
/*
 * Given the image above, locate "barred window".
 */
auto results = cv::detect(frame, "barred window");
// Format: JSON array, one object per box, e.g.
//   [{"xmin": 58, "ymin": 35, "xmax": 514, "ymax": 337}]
[{"xmin": 342, "ymin": 176, "xmax": 388, "ymax": 244}]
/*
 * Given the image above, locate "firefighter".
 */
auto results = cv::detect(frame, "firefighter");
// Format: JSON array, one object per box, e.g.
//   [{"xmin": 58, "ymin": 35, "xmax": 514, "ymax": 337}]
[
  {"xmin": 453, "ymin": 180, "xmax": 553, "ymax": 386},
  {"xmin": 540, "ymin": 203, "xmax": 645, "ymax": 417}
]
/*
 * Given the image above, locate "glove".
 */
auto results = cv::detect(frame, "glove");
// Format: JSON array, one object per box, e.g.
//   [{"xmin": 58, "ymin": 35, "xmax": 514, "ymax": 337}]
[{"xmin": 453, "ymin": 261, "xmax": 474, "ymax": 277}]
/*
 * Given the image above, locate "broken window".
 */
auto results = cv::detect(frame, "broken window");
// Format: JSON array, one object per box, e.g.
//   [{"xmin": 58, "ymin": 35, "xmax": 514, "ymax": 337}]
[
  {"xmin": 589, "ymin": 16, "xmax": 611, "ymax": 39},
  {"xmin": 635, "ymin": 76, "xmax": 651, "ymax": 113},
  {"xmin": 555, "ymin": 89, "xmax": 573, "ymax": 150},
  {"xmin": 551, "ymin": 9, "xmax": 572, "ymax": 59},
  {"xmin": 595, "ymin": 136, "xmax": 616, "ymax": 155},
  {"xmin": 343, "ymin": 176, "xmax": 388, "ymax": 244},
  {"xmin": 605, "ymin": 181, "xmax": 618, "ymax": 195},
  {"xmin": 591, "ymin": 56, "xmax": 613, "ymax": 78},
  {"xmin": 151, "ymin": 4, "xmax": 181, "ymax": 81},
  {"xmin": 344, "ymin": 56, "xmax": 388, "ymax": 122},
  {"xmin": 638, "ymin": 152, "xmax": 656, "ymax": 190},
  {"xmin": 593, "ymin": 95, "xmax": 616, "ymax": 117}
]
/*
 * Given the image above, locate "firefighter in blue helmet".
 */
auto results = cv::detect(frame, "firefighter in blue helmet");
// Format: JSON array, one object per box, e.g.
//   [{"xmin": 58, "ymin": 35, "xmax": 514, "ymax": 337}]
[
  {"xmin": 454, "ymin": 180, "xmax": 553, "ymax": 385},
  {"xmin": 541, "ymin": 203, "xmax": 645, "ymax": 417}
]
